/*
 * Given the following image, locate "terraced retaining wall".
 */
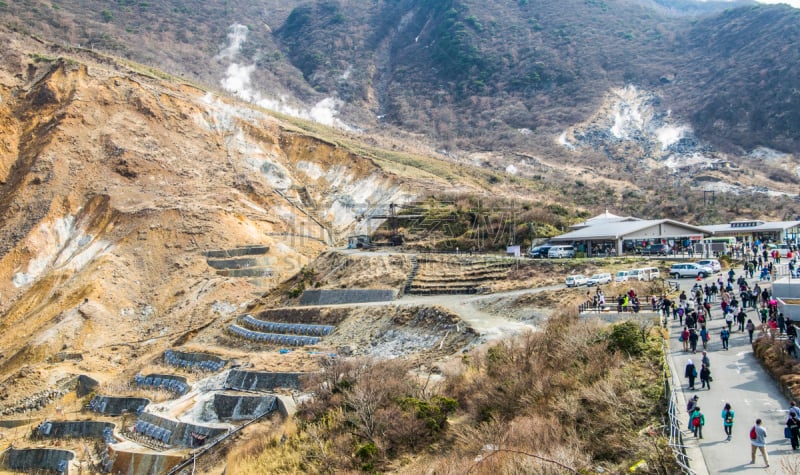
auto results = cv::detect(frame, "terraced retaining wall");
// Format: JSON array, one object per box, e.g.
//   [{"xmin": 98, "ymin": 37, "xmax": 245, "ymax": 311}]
[
  {"xmin": 299, "ymin": 289, "xmax": 396, "ymax": 306},
  {"xmin": 137, "ymin": 413, "xmax": 228, "ymax": 448},
  {"xmin": 204, "ymin": 246, "xmax": 269, "ymax": 258},
  {"xmin": 37, "ymin": 420, "xmax": 114, "ymax": 439},
  {"xmin": 6, "ymin": 447, "xmax": 74, "ymax": 473},
  {"xmin": 213, "ymin": 394, "xmax": 278, "ymax": 420},
  {"xmin": 88, "ymin": 396, "xmax": 150, "ymax": 416},
  {"xmin": 164, "ymin": 350, "xmax": 225, "ymax": 371},
  {"xmin": 256, "ymin": 307, "xmax": 350, "ymax": 325},
  {"xmin": 224, "ymin": 370, "xmax": 304, "ymax": 391},
  {"xmin": 76, "ymin": 375, "xmax": 99, "ymax": 397}
]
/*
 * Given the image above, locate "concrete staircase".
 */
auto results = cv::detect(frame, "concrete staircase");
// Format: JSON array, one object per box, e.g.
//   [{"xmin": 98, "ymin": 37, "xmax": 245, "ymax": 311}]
[{"xmin": 402, "ymin": 255, "xmax": 419, "ymax": 295}]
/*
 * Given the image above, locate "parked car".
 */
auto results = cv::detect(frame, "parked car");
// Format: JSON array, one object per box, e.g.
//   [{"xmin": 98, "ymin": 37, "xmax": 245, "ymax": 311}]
[
  {"xmin": 641, "ymin": 243, "xmax": 669, "ymax": 256},
  {"xmin": 586, "ymin": 273, "xmax": 612, "ymax": 286},
  {"xmin": 548, "ymin": 245, "xmax": 576, "ymax": 258},
  {"xmin": 565, "ymin": 275, "xmax": 588, "ymax": 287},
  {"xmin": 695, "ymin": 259, "xmax": 721, "ymax": 273},
  {"xmin": 614, "ymin": 270, "xmax": 630, "ymax": 282},
  {"xmin": 528, "ymin": 244, "xmax": 553, "ymax": 258},
  {"xmin": 669, "ymin": 263, "xmax": 713, "ymax": 279}
]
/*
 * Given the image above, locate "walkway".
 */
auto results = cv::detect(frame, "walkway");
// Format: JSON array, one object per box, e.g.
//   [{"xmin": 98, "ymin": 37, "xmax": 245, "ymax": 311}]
[{"xmin": 667, "ymin": 272, "xmax": 796, "ymax": 474}]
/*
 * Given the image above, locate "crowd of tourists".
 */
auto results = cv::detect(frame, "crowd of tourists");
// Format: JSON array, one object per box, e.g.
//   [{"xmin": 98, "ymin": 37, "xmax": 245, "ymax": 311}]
[{"xmin": 676, "ymin": 244, "xmax": 800, "ymax": 469}]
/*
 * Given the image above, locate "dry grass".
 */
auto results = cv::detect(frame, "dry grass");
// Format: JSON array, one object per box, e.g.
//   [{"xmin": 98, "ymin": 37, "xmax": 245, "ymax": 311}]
[
  {"xmin": 234, "ymin": 309, "xmax": 675, "ymax": 474},
  {"xmin": 753, "ymin": 335, "xmax": 800, "ymax": 401}
]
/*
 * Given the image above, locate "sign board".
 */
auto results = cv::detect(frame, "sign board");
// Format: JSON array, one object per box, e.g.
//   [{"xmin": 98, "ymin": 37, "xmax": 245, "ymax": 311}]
[{"xmin": 506, "ymin": 245, "xmax": 521, "ymax": 257}]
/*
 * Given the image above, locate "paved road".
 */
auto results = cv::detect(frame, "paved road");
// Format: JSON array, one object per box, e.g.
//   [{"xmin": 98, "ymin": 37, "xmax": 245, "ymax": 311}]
[{"xmin": 666, "ymin": 272, "xmax": 797, "ymax": 474}]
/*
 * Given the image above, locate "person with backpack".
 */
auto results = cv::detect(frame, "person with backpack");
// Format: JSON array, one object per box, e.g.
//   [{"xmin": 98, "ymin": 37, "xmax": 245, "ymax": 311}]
[
  {"xmin": 746, "ymin": 319, "xmax": 756, "ymax": 344},
  {"xmin": 789, "ymin": 401, "xmax": 800, "ymax": 419},
  {"xmin": 721, "ymin": 402, "xmax": 734, "ymax": 441},
  {"xmin": 749, "ymin": 419, "xmax": 769, "ymax": 467},
  {"xmin": 685, "ymin": 359, "xmax": 698, "ymax": 390},
  {"xmin": 720, "ymin": 327, "xmax": 730, "ymax": 350},
  {"xmin": 787, "ymin": 412, "xmax": 800, "ymax": 450},
  {"xmin": 700, "ymin": 327, "xmax": 710, "ymax": 350},
  {"xmin": 691, "ymin": 406, "xmax": 705, "ymax": 438},
  {"xmin": 700, "ymin": 363, "xmax": 712, "ymax": 390}
]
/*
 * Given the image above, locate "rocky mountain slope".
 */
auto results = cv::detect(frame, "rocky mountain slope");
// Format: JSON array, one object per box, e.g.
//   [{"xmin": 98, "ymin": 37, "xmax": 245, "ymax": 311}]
[
  {"xmin": 2, "ymin": 0, "xmax": 799, "ymax": 199},
  {"xmin": 0, "ymin": 25, "xmax": 497, "ymax": 414}
]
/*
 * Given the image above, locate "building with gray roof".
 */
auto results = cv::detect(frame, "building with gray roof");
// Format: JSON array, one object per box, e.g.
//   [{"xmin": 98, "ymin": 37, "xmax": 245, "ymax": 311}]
[
  {"xmin": 699, "ymin": 220, "xmax": 800, "ymax": 244},
  {"xmin": 550, "ymin": 212, "xmax": 710, "ymax": 256}
]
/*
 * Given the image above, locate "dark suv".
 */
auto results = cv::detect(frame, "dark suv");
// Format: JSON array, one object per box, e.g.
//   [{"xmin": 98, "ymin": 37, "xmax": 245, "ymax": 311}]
[
  {"xmin": 641, "ymin": 244, "xmax": 668, "ymax": 256},
  {"xmin": 528, "ymin": 245, "xmax": 553, "ymax": 258}
]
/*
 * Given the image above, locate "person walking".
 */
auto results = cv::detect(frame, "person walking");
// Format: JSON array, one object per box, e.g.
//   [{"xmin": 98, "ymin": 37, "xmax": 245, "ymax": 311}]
[
  {"xmin": 685, "ymin": 359, "xmax": 698, "ymax": 390},
  {"xmin": 787, "ymin": 412, "xmax": 800, "ymax": 450},
  {"xmin": 720, "ymin": 327, "xmax": 730, "ymax": 350},
  {"xmin": 746, "ymin": 319, "xmax": 756, "ymax": 344},
  {"xmin": 701, "ymin": 350, "xmax": 710, "ymax": 368},
  {"xmin": 687, "ymin": 394, "xmax": 699, "ymax": 414},
  {"xmin": 700, "ymin": 363, "xmax": 712, "ymax": 390},
  {"xmin": 721, "ymin": 402, "xmax": 734, "ymax": 441},
  {"xmin": 789, "ymin": 401, "xmax": 800, "ymax": 419},
  {"xmin": 725, "ymin": 311, "xmax": 734, "ymax": 332},
  {"xmin": 681, "ymin": 326, "xmax": 690, "ymax": 352},
  {"xmin": 691, "ymin": 406, "xmax": 705, "ymax": 439},
  {"xmin": 689, "ymin": 328, "xmax": 699, "ymax": 354},
  {"xmin": 749, "ymin": 419, "xmax": 769, "ymax": 467},
  {"xmin": 700, "ymin": 327, "xmax": 709, "ymax": 350},
  {"xmin": 737, "ymin": 308, "xmax": 746, "ymax": 332}
]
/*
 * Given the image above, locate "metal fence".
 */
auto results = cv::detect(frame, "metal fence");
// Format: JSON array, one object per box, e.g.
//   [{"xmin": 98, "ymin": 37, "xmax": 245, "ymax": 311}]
[{"xmin": 662, "ymin": 340, "xmax": 696, "ymax": 475}]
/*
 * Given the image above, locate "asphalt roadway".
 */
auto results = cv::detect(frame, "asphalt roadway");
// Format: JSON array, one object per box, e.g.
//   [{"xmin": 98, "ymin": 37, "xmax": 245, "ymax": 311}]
[{"xmin": 667, "ymin": 271, "xmax": 799, "ymax": 474}]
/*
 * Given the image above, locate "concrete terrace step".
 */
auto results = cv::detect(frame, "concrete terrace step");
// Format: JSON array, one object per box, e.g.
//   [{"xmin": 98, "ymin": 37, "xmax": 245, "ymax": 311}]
[
  {"xmin": 87, "ymin": 396, "xmax": 150, "ymax": 416},
  {"xmin": 239, "ymin": 315, "xmax": 334, "ymax": 336},
  {"xmin": 135, "ymin": 412, "xmax": 227, "ymax": 449},
  {"xmin": 406, "ymin": 286, "xmax": 482, "ymax": 295},
  {"xmin": 215, "ymin": 267, "xmax": 273, "ymax": 277},
  {"xmin": 407, "ymin": 282, "xmax": 487, "ymax": 291},
  {"xmin": 228, "ymin": 324, "xmax": 321, "ymax": 346},
  {"xmin": 133, "ymin": 374, "xmax": 189, "ymax": 396},
  {"xmin": 206, "ymin": 256, "xmax": 272, "ymax": 270},
  {"xmin": 410, "ymin": 274, "xmax": 507, "ymax": 285},
  {"xmin": 204, "ymin": 245, "xmax": 270, "ymax": 258},
  {"xmin": 255, "ymin": 307, "xmax": 350, "ymax": 326},
  {"xmin": 163, "ymin": 350, "xmax": 225, "ymax": 372}
]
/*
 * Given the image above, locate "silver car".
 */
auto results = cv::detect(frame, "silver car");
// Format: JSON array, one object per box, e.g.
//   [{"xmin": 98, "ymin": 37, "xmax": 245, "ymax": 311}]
[
  {"xmin": 695, "ymin": 259, "xmax": 721, "ymax": 273},
  {"xmin": 669, "ymin": 263, "xmax": 714, "ymax": 279}
]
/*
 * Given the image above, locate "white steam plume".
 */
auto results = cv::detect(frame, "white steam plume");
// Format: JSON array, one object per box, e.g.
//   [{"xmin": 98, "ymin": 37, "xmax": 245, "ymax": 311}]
[{"xmin": 217, "ymin": 23, "xmax": 350, "ymax": 130}]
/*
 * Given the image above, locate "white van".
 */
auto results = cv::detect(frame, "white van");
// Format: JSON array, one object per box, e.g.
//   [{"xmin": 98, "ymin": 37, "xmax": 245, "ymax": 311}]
[
  {"xmin": 631, "ymin": 267, "xmax": 660, "ymax": 281},
  {"xmin": 646, "ymin": 267, "xmax": 660, "ymax": 280},
  {"xmin": 548, "ymin": 245, "xmax": 576, "ymax": 258},
  {"xmin": 614, "ymin": 270, "xmax": 630, "ymax": 282}
]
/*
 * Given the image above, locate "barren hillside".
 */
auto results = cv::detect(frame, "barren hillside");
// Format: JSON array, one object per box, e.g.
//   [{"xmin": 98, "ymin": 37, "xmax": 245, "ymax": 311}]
[{"xmin": 0, "ymin": 26, "xmax": 489, "ymax": 422}]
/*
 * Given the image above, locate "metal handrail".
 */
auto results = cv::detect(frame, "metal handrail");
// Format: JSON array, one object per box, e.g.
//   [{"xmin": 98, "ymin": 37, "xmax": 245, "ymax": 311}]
[{"xmin": 662, "ymin": 339, "xmax": 696, "ymax": 474}]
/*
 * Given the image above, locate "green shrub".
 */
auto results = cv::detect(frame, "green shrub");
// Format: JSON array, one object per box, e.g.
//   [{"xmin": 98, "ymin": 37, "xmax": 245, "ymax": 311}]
[{"xmin": 607, "ymin": 321, "xmax": 646, "ymax": 356}]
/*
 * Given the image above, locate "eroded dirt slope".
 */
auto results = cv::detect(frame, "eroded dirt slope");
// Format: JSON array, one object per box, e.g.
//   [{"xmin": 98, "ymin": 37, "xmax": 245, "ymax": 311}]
[{"xmin": 0, "ymin": 27, "xmax": 464, "ymax": 416}]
